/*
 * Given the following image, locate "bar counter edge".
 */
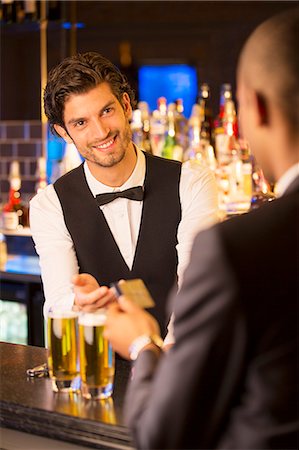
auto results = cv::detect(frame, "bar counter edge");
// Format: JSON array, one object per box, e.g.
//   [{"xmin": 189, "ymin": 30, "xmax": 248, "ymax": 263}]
[{"xmin": 0, "ymin": 342, "xmax": 134, "ymax": 450}]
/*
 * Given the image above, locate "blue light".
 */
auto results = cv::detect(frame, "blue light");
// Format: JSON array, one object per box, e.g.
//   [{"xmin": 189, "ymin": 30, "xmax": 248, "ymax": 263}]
[
  {"xmin": 62, "ymin": 22, "xmax": 85, "ymax": 30},
  {"xmin": 47, "ymin": 134, "xmax": 65, "ymax": 183},
  {"xmin": 62, "ymin": 21, "xmax": 71, "ymax": 29},
  {"xmin": 138, "ymin": 65, "xmax": 198, "ymax": 117}
]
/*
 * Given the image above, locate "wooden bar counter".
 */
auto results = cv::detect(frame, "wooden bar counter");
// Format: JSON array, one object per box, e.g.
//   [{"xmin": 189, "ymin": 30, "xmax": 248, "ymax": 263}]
[{"xmin": 0, "ymin": 342, "xmax": 134, "ymax": 449}]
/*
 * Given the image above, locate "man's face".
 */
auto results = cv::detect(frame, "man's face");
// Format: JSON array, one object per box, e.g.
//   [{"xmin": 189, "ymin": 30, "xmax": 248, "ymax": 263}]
[{"xmin": 56, "ymin": 82, "xmax": 133, "ymax": 168}]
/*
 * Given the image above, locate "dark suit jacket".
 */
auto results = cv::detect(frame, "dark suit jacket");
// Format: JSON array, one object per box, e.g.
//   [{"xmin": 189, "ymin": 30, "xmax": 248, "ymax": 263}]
[{"xmin": 125, "ymin": 175, "xmax": 299, "ymax": 450}]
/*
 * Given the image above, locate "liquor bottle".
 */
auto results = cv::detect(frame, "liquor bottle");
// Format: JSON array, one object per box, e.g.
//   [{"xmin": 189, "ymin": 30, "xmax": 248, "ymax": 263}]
[
  {"xmin": 0, "ymin": 233, "xmax": 8, "ymax": 268},
  {"xmin": 2, "ymin": 161, "xmax": 28, "ymax": 230},
  {"xmin": 239, "ymin": 139, "xmax": 253, "ymax": 200},
  {"xmin": 223, "ymin": 98, "xmax": 239, "ymax": 140},
  {"xmin": 15, "ymin": 1, "xmax": 25, "ymax": 22},
  {"xmin": 162, "ymin": 104, "xmax": 183, "ymax": 162},
  {"xmin": 214, "ymin": 83, "xmax": 232, "ymax": 139},
  {"xmin": 218, "ymin": 83, "xmax": 232, "ymax": 120},
  {"xmin": 185, "ymin": 103, "xmax": 201, "ymax": 161},
  {"xmin": 214, "ymin": 84, "xmax": 238, "ymax": 166},
  {"xmin": 250, "ymin": 157, "xmax": 276, "ymax": 209},
  {"xmin": 219, "ymin": 131, "xmax": 254, "ymax": 214},
  {"xmin": 161, "ymin": 104, "xmax": 175, "ymax": 160},
  {"xmin": 174, "ymin": 99, "xmax": 188, "ymax": 154},
  {"xmin": 226, "ymin": 147, "xmax": 252, "ymax": 211},
  {"xmin": 198, "ymin": 84, "xmax": 217, "ymax": 169},
  {"xmin": 149, "ymin": 97, "xmax": 168, "ymax": 157},
  {"xmin": 131, "ymin": 109, "xmax": 144, "ymax": 148},
  {"xmin": 138, "ymin": 101, "xmax": 152, "ymax": 153},
  {"xmin": 24, "ymin": 0, "xmax": 38, "ymax": 21},
  {"xmin": 1, "ymin": 0, "xmax": 25, "ymax": 23},
  {"xmin": 35, "ymin": 156, "xmax": 48, "ymax": 193},
  {"xmin": 1, "ymin": 0, "xmax": 15, "ymax": 23},
  {"xmin": 198, "ymin": 83, "xmax": 213, "ymax": 145},
  {"xmin": 185, "ymin": 102, "xmax": 217, "ymax": 170}
]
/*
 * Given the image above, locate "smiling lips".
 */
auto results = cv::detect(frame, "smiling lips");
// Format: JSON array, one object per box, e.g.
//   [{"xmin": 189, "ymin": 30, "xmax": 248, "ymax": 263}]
[{"xmin": 93, "ymin": 136, "xmax": 116, "ymax": 151}]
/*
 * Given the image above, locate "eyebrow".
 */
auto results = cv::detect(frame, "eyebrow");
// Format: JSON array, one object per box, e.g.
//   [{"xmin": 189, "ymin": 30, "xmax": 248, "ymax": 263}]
[{"xmin": 67, "ymin": 100, "xmax": 116, "ymax": 126}]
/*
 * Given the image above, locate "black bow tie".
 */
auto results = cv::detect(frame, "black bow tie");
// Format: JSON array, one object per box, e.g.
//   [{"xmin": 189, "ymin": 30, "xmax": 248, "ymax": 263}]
[{"xmin": 96, "ymin": 186, "xmax": 144, "ymax": 206}]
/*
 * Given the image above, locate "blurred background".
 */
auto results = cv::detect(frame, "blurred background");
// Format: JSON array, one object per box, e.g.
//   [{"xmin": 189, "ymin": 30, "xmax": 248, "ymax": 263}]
[
  {"xmin": 1, "ymin": 1, "xmax": 297, "ymax": 119},
  {"xmin": 0, "ymin": 0, "xmax": 297, "ymax": 346},
  {"xmin": 0, "ymin": 0, "xmax": 296, "ymax": 201}
]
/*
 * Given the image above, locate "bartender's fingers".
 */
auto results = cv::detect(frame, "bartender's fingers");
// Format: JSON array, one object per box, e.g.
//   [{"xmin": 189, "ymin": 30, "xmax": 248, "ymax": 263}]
[
  {"xmin": 74, "ymin": 286, "xmax": 103, "ymax": 307},
  {"xmin": 93, "ymin": 287, "xmax": 117, "ymax": 309},
  {"xmin": 72, "ymin": 273, "xmax": 99, "ymax": 288},
  {"xmin": 75, "ymin": 286, "xmax": 117, "ymax": 309}
]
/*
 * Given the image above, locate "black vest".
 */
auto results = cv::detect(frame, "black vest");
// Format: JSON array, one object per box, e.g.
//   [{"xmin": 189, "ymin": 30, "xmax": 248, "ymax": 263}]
[{"xmin": 54, "ymin": 152, "xmax": 182, "ymax": 336}]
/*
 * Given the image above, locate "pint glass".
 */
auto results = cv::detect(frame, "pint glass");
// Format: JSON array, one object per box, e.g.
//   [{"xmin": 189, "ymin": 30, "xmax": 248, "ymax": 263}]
[
  {"xmin": 47, "ymin": 309, "xmax": 79, "ymax": 393},
  {"xmin": 79, "ymin": 310, "xmax": 115, "ymax": 400}
]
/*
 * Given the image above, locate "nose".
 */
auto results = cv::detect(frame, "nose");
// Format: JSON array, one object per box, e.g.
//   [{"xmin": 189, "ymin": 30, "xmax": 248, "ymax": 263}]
[{"xmin": 91, "ymin": 117, "xmax": 110, "ymax": 140}]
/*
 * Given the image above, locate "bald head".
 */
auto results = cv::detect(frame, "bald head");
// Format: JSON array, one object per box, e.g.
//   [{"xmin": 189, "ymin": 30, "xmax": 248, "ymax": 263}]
[{"xmin": 238, "ymin": 8, "xmax": 299, "ymax": 136}]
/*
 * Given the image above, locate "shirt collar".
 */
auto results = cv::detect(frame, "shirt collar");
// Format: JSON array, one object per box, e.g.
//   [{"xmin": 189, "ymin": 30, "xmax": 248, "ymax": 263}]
[
  {"xmin": 274, "ymin": 162, "xmax": 299, "ymax": 197},
  {"xmin": 83, "ymin": 146, "xmax": 146, "ymax": 197}
]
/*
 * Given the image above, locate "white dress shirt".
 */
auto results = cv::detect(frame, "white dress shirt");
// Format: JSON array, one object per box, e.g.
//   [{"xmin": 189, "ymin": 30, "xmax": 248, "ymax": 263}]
[{"xmin": 30, "ymin": 148, "xmax": 219, "ymax": 336}]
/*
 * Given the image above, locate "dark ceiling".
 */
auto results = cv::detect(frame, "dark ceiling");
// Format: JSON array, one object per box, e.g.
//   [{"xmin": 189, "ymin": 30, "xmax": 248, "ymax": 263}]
[{"xmin": 1, "ymin": 0, "xmax": 297, "ymax": 120}]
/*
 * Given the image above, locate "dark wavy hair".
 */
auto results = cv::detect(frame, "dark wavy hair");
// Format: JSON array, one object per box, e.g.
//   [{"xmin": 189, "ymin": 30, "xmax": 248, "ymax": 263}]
[{"xmin": 44, "ymin": 52, "xmax": 136, "ymax": 136}]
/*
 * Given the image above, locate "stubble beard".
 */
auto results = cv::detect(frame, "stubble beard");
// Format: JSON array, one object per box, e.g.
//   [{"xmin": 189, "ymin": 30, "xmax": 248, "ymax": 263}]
[{"xmin": 83, "ymin": 122, "xmax": 132, "ymax": 168}]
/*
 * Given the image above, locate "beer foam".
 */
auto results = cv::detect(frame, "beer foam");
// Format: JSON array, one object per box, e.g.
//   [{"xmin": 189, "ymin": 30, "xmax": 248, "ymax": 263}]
[
  {"xmin": 48, "ymin": 309, "xmax": 78, "ymax": 319},
  {"xmin": 78, "ymin": 311, "xmax": 107, "ymax": 327}
]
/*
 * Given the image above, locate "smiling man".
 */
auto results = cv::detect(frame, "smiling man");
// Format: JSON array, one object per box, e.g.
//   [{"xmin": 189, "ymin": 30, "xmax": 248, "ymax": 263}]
[
  {"xmin": 54, "ymin": 82, "xmax": 136, "ymax": 185},
  {"xmin": 29, "ymin": 52, "xmax": 218, "ymax": 339}
]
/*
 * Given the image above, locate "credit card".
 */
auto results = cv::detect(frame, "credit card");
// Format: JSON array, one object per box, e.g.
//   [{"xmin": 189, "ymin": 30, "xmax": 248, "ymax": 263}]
[{"xmin": 110, "ymin": 279, "xmax": 155, "ymax": 309}]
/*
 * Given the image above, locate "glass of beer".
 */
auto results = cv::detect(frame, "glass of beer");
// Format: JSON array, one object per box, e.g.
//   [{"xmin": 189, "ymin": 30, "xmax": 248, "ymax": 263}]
[
  {"xmin": 79, "ymin": 310, "xmax": 115, "ymax": 400},
  {"xmin": 47, "ymin": 308, "xmax": 80, "ymax": 393}
]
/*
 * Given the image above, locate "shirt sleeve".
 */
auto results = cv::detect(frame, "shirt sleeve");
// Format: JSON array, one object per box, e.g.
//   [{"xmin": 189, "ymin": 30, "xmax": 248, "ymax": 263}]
[
  {"xmin": 29, "ymin": 185, "xmax": 79, "ymax": 318},
  {"xmin": 177, "ymin": 162, "xmax": 219, "ymax": 287},
  {"xmin": 164, "ymin": 162, "xmax": 219, "ymax": 345}
]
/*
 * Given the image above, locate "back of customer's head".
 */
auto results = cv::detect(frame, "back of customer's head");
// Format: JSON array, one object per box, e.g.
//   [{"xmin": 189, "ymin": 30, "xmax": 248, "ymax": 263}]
[
  {"xmin": 44, "ymin": 52, "xmax": 136, "ymax": 136},
  {"xmin": 238, "ymin": 8, "xmax": 299, "ymax": 135},
  {"xmin": 237, "ymin": 8, "xmax": 299, "ymax": 182}
]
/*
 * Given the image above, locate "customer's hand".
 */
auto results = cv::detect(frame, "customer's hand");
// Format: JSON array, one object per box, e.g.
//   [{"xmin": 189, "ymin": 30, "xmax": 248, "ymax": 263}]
[
  {"xmin": 104, "ymin": 296, "xmax": 160, "ymax": 359},
  {"xmin": 72, "ymin": 273, "xmax": 116, "ymax": 312}
]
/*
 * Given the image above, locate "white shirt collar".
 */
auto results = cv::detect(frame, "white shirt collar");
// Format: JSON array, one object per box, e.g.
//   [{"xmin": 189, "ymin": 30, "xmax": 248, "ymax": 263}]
[
  {"xmin": 83, "ymin": 146, "xmax": 146, "ymax": 197},
  {"xmin": 274, "ymin": 162, "xmax": 299, "ymax": 197}
]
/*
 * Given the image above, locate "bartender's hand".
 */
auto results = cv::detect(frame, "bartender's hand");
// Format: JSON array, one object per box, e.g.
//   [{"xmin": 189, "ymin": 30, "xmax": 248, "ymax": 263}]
[
  {"xmin": 72, "ymin": 273, "xmax": 116, "ymax": 312},
  {"xmin": 104, "ymin": 296, "xmax": 160, "ymax": 359}
]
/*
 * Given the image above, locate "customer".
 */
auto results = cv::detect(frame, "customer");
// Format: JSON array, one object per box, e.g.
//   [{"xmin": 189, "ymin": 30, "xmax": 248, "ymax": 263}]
[
  {"xmin": 103, "ymin": 9, "xmax": 299, "ymax": 449},
  {"xmin": 29, "ymin": 52, "xmax": 218, "ymax": 338}
]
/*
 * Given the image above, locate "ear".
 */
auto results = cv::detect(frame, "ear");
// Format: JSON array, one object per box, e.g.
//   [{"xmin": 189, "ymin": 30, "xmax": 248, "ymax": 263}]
[
  {"xmin": 255, "ymin": 92, "xmax": 269, "ymax": 126},
  {"xmin": 122, "ymin": 92, "xmax": 133, "ymax": 120},
  {"xmin": 54, "ymin": 124, "xmax": 73, "ymax": 144}
]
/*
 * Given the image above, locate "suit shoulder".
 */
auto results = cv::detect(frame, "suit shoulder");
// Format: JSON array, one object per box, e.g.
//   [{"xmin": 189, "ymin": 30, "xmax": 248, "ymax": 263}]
[
  {"xmin": 216, "ymin": 193, "xmax": 298, "ymax": 257},
  {"xmin": 220, "ymin": 192, "xmax": 298, "ymax": 234}
]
